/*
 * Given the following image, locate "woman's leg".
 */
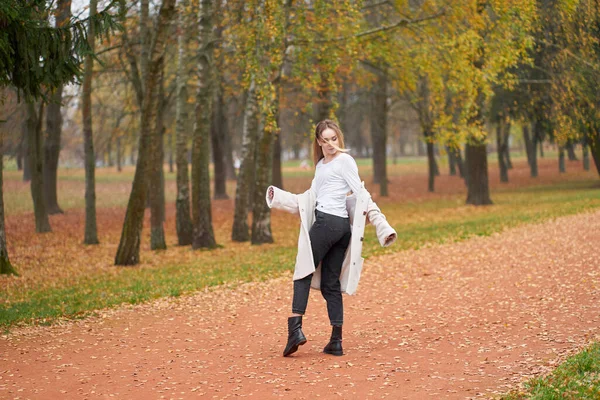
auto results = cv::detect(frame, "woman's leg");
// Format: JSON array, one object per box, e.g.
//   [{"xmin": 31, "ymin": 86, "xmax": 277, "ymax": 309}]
[
  {"xmin": 290, "ymin": 212, "xmax": 338, "ymax": 316},
  {"xmin": 284, "ymin": 213, "xmax": 339, "ymax": 356},
  {"xmin": 291, "ymin": 274, "xmax": 312, "ymax": 316},
  {"xmin": 320, "ymin": 229, "xmax": 351, "ymax": 326},
  {"xmin": 321, "ymin": 228, "xmax": 350, "ymax": 356}
]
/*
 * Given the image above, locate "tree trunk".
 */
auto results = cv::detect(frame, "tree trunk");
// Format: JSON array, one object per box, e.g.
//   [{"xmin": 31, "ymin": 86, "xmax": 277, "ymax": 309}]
[
  {"xmin": 224, "ymin": 128, "xmax": 236, "ymax": 180},
  {"xmin": 356, "ymin": 127, "xmax": 366, "ymax": 158},
  {"xmin": 532, "ymin": 130, "xmax": 539, "ymax": 176},
  {"xmin": 191, "ymin": 0, "xmax": 217, "ymax": 249},
  {"xmin": 433, "ymin": 150, "xmax": 440, "ymax": 176},
  {"xmin": 22, "ymin": 121, "xmax": 31, "ymax": 182},
  {"xmin": 566, "ymin": 141, "xmax": 578, "ymax": 161},
  {"xmin": 426, "ymin": 138, "xmax": 435, "ymax": 192},
  {"xmin": 82, "ymin": 0, "xmax": 99, "ymax": 244},
  {"xmin": 140, "ymin": 0, "xmax": 150, "ymax": 85},
  {"xmin": 107, "ymin": 135, "xmax": 113, "ymax": 166},
  {"xmin": 504, "ymin": 122, "xmax": 512, "ymax": 169},
  {"xmin": 0, "ymin": 131, "xmax": 18, "ymax": 275},
  {"xmin": 455, "ymin": 147, "xmax": 465, "ymax": 179},
  {"xmin": 588, "ymin": 128, "xmax": 600, "ymax": 176},
  {"xmin": 232, "ymin": 81, "xmax": 258, "ymax": 242},
  {"xmin": 523, "ymin": 123, "xmax": 538, "ymax": 178},
  {"xmin": 448, "ymin": 145, "xmax": 465, "ymax": 179},
  {"xmin": 582, "ymin": 137, "xmax": 590, "ymax": 171},
  {"xmin": 168, "ymin": 131, "xmax": 174, "ymax": 173},
  {"xmin": 370, "ymin": 74, "xmax": 388, "ymax": 196},
  {"xmin": 116, "ymin": 136, "xmax": 122, "ymax": 172},
  {"xmin": 496, "ymin": 123, "xmax": 508, "ymax": 183},
  {"xmin": 504, "ymin": 143, "xmax": 513, "ymax": 169},
  {"xmin": 252, "ymin": 0, "xmax": 289, "ymax": 241},
  {"xmin": 211, "ymin": 7, "xmax": 228, "ymax": 200},
  {"xmin": 150, "ymin": 66, "xmax": 167, "ymax": 250},
  {"xmin": 211, "ymin": 87, "xmax": 229, "ymax": 200},
  {"xmin": 27, "ymin": 102, "xmax": 52, "ymax": 233},
  {"xmin": 523, "ymin": 124, "xmax": 532, "ymax": 167},
  {"xmin": 130, "ymin": 144, "xmax": 136, "ymax": 165},
  {"xmin": 271, "ymin": 46, "xmax": 288, "ymax": 191},
  {"xmin": 272, "ymin": 129, "xmax": 283, "ymax": 189},
  {"xmin": 224, "ymin": 91, "xmax": 239, "ymax": 180},
  {"xmin": 16, "ymin": 136, "xmax": 23, "ymax": 171},
  {"xmin": 44, "ymin": 86, "xmax": 64, "ymax": 215},
  {"xmin": 42, "ymin": 0, "xmax": 71, "ymax": 214},
  {"xmin": 174, "ymin": 0, "xmax": 193, "ymax": 246},
  {"xmin": 251, "ymin": 110, "xmax": 274, "ymax": 244},
  {"xmin": 115, "ymin": 0, "xmax": 177, "ymax": 265},
  {"xmin": 558, "ymin": 146, "xmax": 566, "ymax": 173},
  {"xmin": 315, "ymin": 68, "xmax": 332, "ymax": 122},
  {"xmin": 399, "ymin": 136, "xmax": 407, "ymax": 156},
  {"xmin": 292, "ymin": 144, "xmax": 301, "ymax": 160},
  {"xmin": 447, "ymin": 145, "xmax": 457, "ymax": 176},
  {"xmin": 465, "ymin": 141, "xmax": 492, "ymax": 205}
]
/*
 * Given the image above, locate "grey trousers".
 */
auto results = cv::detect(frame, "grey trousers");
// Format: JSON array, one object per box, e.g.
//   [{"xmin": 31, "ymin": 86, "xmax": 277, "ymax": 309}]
[{"xmin": 292, "ymin": 210, "xmax": 351, "ymax": 326}]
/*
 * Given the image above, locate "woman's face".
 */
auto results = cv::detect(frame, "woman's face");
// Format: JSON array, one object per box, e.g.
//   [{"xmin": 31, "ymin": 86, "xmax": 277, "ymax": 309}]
[{"xmin": 318, "ymin": 128, "xmax": 339, "ymax": 157}]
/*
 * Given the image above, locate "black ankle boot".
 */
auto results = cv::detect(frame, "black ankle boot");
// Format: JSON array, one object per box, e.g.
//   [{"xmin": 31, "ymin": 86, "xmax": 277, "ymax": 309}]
[
  {"xmin": 283, "ymin": 316, "xmax": 307, "ymax": 357},
  {"xmin": 323, "ymin": 325, "xmax": 343, "ymax": 356}
]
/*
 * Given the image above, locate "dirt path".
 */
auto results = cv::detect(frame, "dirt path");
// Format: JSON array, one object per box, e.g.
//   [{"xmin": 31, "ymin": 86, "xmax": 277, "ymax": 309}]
[{"xmin": 1, "ymin": 210, "xmax": 599, "ymax": 399}]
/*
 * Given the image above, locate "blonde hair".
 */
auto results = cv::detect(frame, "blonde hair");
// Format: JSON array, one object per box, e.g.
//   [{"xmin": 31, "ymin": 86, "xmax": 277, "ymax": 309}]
[{"xmin": 312, "ymin": 119, "xmax": 348, "ymax": 166}]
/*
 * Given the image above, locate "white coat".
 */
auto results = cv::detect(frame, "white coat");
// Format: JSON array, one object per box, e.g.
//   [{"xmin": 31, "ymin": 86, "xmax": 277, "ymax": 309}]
[{"xmin": 266, "ymin": 184, "xmax": 397, "ymax": 295}]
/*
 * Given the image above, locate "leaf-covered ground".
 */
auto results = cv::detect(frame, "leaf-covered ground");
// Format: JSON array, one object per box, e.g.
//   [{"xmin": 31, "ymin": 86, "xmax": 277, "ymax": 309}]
[{"xmin": 1, "ymin": 207, "xmax": 598, "ymax": 399}]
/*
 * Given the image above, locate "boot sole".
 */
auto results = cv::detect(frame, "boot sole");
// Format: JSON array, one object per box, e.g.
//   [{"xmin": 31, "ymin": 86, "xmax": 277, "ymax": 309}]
[
  {"xmin": 323, "ymin": 349, "xmax": 343, "ymax": 356},
  {"xmin": 283, "ymin": 338, "xmax": 307, "ymax": 357}
]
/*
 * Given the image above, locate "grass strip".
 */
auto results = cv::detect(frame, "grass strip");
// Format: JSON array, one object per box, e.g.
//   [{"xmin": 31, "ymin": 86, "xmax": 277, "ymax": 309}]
[
  {"xmin": 0, "ymin": 246, "xmax": 297, "ymax": 329},
  {"xmin": 500, "ymin": 343, "xmax": 600, "ymax": 399}
]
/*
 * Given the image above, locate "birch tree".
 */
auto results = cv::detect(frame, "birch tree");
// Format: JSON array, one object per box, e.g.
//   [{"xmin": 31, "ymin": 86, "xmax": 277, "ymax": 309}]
[
  {"xmin": 210, "ymin": 0, "xmax": 229, "ymax": 200},
  {"xmin": 229, "ymin": 0, "xmax": 362, "ymax": 242},
  {"xmin": 232, "ymin": 81, "xmax": 258, "ymax": 242}
]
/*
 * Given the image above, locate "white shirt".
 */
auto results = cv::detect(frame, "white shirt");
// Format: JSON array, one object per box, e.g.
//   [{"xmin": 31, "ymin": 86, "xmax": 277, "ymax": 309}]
[{"xmin": 311, "ymin": 153, "xmax": 363, "ymax": 218}]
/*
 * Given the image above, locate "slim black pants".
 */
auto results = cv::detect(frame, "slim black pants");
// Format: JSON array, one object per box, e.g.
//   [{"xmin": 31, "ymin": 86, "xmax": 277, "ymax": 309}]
[{"xmin": 292, "ymin": 210, "xmax": 351, "ymax": 326}]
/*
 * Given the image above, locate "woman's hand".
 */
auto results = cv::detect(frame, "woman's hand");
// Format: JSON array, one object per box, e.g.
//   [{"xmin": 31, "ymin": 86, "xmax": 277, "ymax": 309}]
[
  {"xmin": 384, "ymin": 233, "xmax": 396, "ymax": 246},
  {"xmin": 268, "ymin": 186, "xmax": 274, "ymax": 202}
]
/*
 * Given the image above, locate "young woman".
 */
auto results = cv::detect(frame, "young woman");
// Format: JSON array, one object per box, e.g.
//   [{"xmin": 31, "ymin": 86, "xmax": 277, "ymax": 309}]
[{"xmin": 266, "ymin": 119, "xmax": 397, "ymax": 357}]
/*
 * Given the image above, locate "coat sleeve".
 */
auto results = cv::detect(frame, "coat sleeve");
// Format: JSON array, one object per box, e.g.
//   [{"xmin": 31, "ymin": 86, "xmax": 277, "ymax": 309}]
[
  {"xmin": 366, "ymin": 199, "xmax": 397, "ymax": 247},
  {"xmin": 265, "ymin": 185, "xmax": 300, "ymax": 215}
]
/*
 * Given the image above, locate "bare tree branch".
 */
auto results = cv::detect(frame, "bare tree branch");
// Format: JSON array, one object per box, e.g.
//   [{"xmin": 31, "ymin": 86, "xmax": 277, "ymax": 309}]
[
  {"xmin": 539, "ymin": 39, "xmax": 600, "ymax": 72},
  {"xmin": 290, "ymin": 8, "xmax": 446, "ymax": 45},
  {"xmin": 118, "ymin": 0, "xmax": 144, "ymax": 105}
]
